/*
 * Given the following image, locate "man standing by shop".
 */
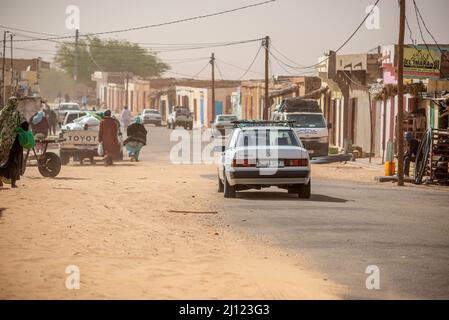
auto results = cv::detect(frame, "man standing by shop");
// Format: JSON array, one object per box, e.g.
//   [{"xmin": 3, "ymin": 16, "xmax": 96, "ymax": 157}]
[{"xmin": 404, "ymin": 132, "xmax": 419, "ymax": 177}]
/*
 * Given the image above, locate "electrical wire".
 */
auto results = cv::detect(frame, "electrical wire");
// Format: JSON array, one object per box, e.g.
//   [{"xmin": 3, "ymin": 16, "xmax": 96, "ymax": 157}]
[
  {"xmin": 237, "ymin": 45, "xmax": 263, "ymax": 80},
  {"xmin": 412, "ymin": 0, "xmax": 437, "ymax": 65},
  {"xmin": 271, "ymin": 0, "xmax": 383, "ymax": 71},
  {"xmin": 214, "ymin": 61, "xmax": 226, "ymax": 80},
  {"xmin": 412, "ymin": 0, "xmax": 449, "ymax": 63},
  {"xmin": 12, "ymin": 0, "xmax": 276, "ymax": 42},
  {"xmin": 215, "ymin": 58, "xmax": 264, "ymax": 75},
  {"xmin": 192, "ymin": 61, "xmax": 211, "ymax": 78}
]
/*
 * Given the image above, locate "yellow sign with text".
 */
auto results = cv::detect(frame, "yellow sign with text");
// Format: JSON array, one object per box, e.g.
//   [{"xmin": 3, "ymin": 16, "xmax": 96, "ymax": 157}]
[{"xmin": 403, "ymin": 47, "xmax": 441, "ymax": 79}]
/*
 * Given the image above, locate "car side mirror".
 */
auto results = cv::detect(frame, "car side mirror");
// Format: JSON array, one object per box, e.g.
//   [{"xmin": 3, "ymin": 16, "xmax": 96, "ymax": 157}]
[{"xmin": 327, "ymin": 123, "xmax": 332, "ymax": 129}]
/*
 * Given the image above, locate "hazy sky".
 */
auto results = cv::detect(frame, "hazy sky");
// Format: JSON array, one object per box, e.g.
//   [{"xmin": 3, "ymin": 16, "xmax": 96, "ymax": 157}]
[{"xmin": 1, "ymin": 0, "xmax": 449, "ymax": 79}]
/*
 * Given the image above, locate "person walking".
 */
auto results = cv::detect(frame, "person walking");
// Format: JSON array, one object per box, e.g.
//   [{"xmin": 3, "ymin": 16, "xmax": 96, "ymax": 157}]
[
  {"xmin": 30, "ymin": 111, "xmax": 49, "ymax": 138},
  {"xmin": 120, "ymin": 106, "xmax": 132, "ymax": 132},
  {"xmin": 30, "ymin": 111, "xmax": 49, "ymax": 153},
  {"xmin": 124, "ymin": 117, "xmax": 147, "ymax": 162},
  {"xmin": 404, "ymin": 131, "xmax": 419, "ymax": 177},
  {"xmin": 0, "ymin": 97, "xmax": 28, "ymax": 188},
  {"xmin": 98, "ymin": 110, "xmax": 120, "ymax": 166},
  {"xmin": 43, "ymin": 103, "xmax": 58, "ymax": 135}
]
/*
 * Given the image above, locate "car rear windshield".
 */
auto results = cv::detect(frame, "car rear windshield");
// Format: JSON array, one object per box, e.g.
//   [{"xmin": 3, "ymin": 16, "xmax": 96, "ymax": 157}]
[
  {"xmin": 145, "ymin": 110, "xmax": 159, "ymax": 114},
  {"xmin": 217, "ymin": 115, "xmax": 237, "ymax": 122},
  {"xmin": 236, "ymin": 129, "xmax": 300, "ymax": 147},
  {"xmin": 60, "ymin": 104, "xmax": 80, "ymax": 110},
  {"xmin": 287, "ymin": 114, "xmax": 326, "ymax": 128}
]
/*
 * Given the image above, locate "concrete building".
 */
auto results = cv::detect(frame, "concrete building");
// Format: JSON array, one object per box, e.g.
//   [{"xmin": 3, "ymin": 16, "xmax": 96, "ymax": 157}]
[
  {"xmin": 318, "ymin": 51, "xmax": 383, "ymax": 155},
  {"xmin": 318, "ymin": 44, "xmax": 449, "ymax": 159},
  {"xmin": 240, "ymin": 76, "xmax": 321, "ymax": 120},
  {"xmin": 0, "ymin": 57, "xmax": 50, "ymax": 100},
  {"xmin": 157, "ymin": 81, "xmax": 238, "ymax": 127}
]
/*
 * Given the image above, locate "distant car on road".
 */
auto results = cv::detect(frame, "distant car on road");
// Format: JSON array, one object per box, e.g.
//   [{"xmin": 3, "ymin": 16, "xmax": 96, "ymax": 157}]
[
  {"xmin": 217, "ymin": 121, "xmax": 311, "ymax": 199},
  {"xmin": 167, "ymin": 106, "xmax": 193, "ymax": 130},
  {"xmin": 55, "ymin": 102, "xmax": 81, "ymax": 126},
  {"xmin": 140, "ymin": 109, "xmax": 162, "ymax": 126},
  {"xmin": 211, "ymin": 114, "xmax": 238, "ymax": 137}
]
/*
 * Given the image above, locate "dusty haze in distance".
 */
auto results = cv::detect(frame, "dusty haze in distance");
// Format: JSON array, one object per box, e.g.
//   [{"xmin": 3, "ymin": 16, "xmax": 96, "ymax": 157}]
[{"xmin": 1, "ymin": 0, "xmax": 449, "ymax": 79}]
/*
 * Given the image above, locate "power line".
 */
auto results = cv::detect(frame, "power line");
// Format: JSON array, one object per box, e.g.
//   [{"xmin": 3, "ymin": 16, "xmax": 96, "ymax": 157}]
[
  {"xmin": 192, "ymin": 61, "xmax": 211, "ymax": 78},
  {"xmin": 237, "ymin": 44, "xmax": 263, "ymax": 80},
  {"xmin": 270, "ymin": 0, "xmax": 383, "ymax": 71},
  {"xmin": 214, "ymin": 60, "xmax": 226, "ymax": 80},
  {"xmin": 215, "ymin": 57, "xmax": 264, "ymax": 75},
  {"xmin": 412, "ymin": 0, "xmax": 449, "ymax": 63},
  {"xmin": 269, "ymin": 51, "xmax": 296, "ymax": 75},
  {"xmin": 412, "ymin": 0, "xmax": 437, "ymax": 65},
  {"xmin": 270, "ymin": 42, "xmax": 307, "ymax": 68},
  {"xmin": 13, "ymin": 0, "xmax": 276, "ymax": 42}
]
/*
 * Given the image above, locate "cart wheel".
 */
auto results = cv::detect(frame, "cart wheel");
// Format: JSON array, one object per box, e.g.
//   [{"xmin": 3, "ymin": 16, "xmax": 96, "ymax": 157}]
[{"xmin": 38, "ymin": 152, "xmax": 62, "ymax": 177}]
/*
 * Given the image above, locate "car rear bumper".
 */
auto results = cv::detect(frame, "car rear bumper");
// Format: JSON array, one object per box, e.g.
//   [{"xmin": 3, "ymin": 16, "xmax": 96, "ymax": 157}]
[
  {"xmin": 302, "ymin": 141, "xmax": 328, "ymax": 158},
  {"xmin": 143, "ymin": 119, "xmax": 161, "ymax": 124},
  {"xmin": 228, "ymin": 169, "xmax": 310, "ymax": 186}
]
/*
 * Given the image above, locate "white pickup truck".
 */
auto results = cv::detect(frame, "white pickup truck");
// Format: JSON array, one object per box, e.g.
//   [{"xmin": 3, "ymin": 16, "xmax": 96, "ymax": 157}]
[
  {"xmin": 59, "ymin": 130, "xmax": 123, "ymax": 165},
  {"xmin": 167, "ymin": 106, "xmax": 193, "ymax": 130}
]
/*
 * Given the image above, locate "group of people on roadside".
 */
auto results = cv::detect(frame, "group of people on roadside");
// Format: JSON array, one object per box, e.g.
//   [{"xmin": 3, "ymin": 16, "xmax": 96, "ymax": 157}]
[
  {"xmin": 0, "ymin": 97, "xmax": 148, "ymax": 188},
  {"xmin": 99, "ymin": 106, "xmax": 147, "ymax": 166}
]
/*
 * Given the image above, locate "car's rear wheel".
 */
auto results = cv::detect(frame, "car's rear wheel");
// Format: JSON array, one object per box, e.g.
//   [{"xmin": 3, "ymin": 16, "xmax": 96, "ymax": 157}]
[
  {"xmin": 217, "ymin": 173, "xmax": 224, "ymax": 193},
  {"xmin": 298, "ymin": 180, "xmax": 311, "ymax": 199},
  {"xmin": 224, "ymin": 173, "xmax": 236, "ymax": 198}
]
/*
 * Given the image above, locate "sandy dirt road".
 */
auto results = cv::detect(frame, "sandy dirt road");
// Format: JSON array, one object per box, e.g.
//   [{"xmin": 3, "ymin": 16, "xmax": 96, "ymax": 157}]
[{"xmin": 0, "ymin": 161, "xmax": 342, "ymax": 299}]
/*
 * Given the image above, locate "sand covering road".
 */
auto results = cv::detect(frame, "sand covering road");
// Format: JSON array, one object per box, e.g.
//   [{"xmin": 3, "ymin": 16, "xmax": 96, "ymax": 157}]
[{"xmin": 0, "ymin": 162, "xmax": 342, "ymax": 299}]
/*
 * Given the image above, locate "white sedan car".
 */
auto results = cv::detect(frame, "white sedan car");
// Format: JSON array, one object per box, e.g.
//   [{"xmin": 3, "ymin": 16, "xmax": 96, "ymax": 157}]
[
  {"xmin": 217, "ymin": 121, "xmax": 311, "ymax": 199},
  {"xmin": 140, "ymin": 109, "xmax": 162, "ymax": 126}
]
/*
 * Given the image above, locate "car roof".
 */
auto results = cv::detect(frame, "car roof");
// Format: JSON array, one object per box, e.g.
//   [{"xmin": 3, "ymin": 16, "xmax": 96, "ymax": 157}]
[
  {"xmin": 65, "ymin": 110, "xmax": 86, "ymax": 114},
  {"xmin": 279, "ymin": 112, "xmax": 323, "ymax": 115},
  {"xmin": 238, "ymin": 126, "xmax": 294, "ymax": 131}
]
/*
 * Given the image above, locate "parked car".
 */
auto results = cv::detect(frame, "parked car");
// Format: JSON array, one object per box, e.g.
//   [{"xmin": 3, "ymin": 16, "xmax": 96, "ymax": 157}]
[
  {"xmin": 217, "ymin": 121, "xmax": 311, "ymax": 199},
  {"xmin": 211, "ymin": 114, "xmax": 238, "ymax": 137},
  {"xmin": 272, "ymin": 98, "xmax": 330, "ymax": 158},
  {"xmin": 167, "ymin": 106, "xmax": 193, "ymax": 130},
  {"xmin": 140, "ymin": 109, "xmax": 162, "ymax": 126},
  {"xmin": 55, "ymin": 102, "xmax": 81, "ymax": 126}
]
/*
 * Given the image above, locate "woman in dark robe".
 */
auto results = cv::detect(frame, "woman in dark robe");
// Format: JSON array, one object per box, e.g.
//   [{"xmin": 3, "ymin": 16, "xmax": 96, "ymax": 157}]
[
  {"xmin": 98, "ymin": 110, "xmax": 120, "ymax": 166},
  {"xmin": 0, "ymin": 97, "xmax": 28, "ymax": 188},
  {"xmin": 123, "ymin": 117, "xmax": 147, "ymax": 161}
]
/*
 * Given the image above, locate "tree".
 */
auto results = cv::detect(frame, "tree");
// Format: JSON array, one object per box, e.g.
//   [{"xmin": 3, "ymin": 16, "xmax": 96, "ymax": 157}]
[{"xmin": 54, "ymin": 36, "xmax": 170, "ymax": 86}]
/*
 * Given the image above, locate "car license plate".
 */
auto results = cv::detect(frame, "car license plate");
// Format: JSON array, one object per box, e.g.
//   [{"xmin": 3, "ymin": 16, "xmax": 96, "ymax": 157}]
[{"xmin": 257, "ymin": 159, "xmax": 284, "ymax": 168}]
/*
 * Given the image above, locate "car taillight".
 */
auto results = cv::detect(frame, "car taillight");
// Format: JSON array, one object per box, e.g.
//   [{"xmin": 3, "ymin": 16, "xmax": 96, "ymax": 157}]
[
  {"xmin": 232, "ymin": 158, "xmax": 256, "ymax": 167},
  {"xmin": 284, "ymin": 159, "xmax": 308, "ymax": 167}
]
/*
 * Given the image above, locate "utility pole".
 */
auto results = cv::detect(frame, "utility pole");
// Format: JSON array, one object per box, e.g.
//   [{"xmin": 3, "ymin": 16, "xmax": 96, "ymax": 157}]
[
  {"xmin": 210, "ymin": 52, "xmax": 215, "ymax": 121},
  {"xmin": 74, "ymin": 29, "xmax": 79, "ymax": 81},
  {"xmin": 397, "ymin": 0, "xmax": 406, "ymax": 186},
  {"xmin": 126, "ymin": 71, "xmax": 129, "ymax": 110},
  {"xmin": 2, "ymin": 31, "xmax": 7, "ymax": 105},
  {"xmin": 263, "ymin": 36, "xmax": 270, "ymax": 120},
  {"xmin": 10, "ymin": 33, "xmax": 13, "ymax": 95}
]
